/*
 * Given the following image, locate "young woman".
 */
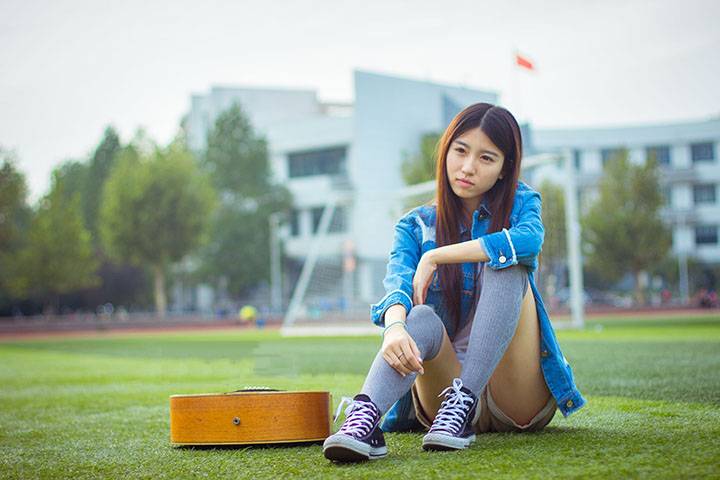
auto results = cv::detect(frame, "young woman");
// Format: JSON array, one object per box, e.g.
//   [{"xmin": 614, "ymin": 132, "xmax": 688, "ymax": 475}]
[{"xmin": 322, "ymin": 103, "xmax": 586, "ymax": 462}]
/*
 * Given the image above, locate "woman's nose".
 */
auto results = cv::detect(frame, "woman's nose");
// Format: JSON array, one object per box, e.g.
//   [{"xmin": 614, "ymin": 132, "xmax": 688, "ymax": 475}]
[{"xmin": 460, "ymin": 158, "xmax": 475, "ymax": 175}]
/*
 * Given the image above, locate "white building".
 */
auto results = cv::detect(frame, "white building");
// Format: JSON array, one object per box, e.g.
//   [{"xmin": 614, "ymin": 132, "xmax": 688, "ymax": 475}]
[
  {"xmin": 528, "ymin": 119, "xmax": 720, "ymax": 265},
  {"xmin": 184, "ymin": 70, "xmax": 719, "ymax": 313},
  {"xmin": 185, "ymin": 71, "xmax": 497, "ymax": 309}
]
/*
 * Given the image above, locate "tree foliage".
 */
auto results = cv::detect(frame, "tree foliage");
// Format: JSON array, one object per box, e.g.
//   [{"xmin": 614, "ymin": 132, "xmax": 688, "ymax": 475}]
[
  {"xmin": 0, "ymin": 150, "xmax": 32, "ymax": 303},
  {"xmin": 199, "ymin": 103, "xmax": 291, "ymax": 296},
  {"xmin": 0, "ymin": 149, "xmax": 31, "ymax": 253},
  {"xmin": 538, "ymin": 181, "xmax": 566, "ymax": 265},
  {"xmin": 46, "ymin": 134, "xmax": 152, "ymax": 313},
  {"xmin": 204, "ymin": 104, "xmax": 271, "ymax": 196},
  {"xmin": 100, "ymin": 140, "xmax": 216, "ymax": 316},
  {"xmin": 54, "ymin": 160, "xmax": 88, "ymax": 205},
  {"xmin": 537, "ymin": 180, "xmax": 567, "ymax": 298},
  {"xmin": 401, "ymin": 133, "xmax": 440, "ymax": 185},
  {"xmin": 83, "ymin": 127, "xmax": 121, "ymax": 236},
  {"xmin": 5, "ymin": 171, "xmax": 99, "ymax": 307},
  {"xmin": 582, "ymin": 150, "xmax": 672, "ymax": 304}
]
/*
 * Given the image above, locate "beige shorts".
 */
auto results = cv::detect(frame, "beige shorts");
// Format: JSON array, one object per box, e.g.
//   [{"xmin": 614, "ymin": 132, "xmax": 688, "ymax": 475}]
[{"xmin": 411, "ymin": 383, "xmax": 557, "ymax": 433}]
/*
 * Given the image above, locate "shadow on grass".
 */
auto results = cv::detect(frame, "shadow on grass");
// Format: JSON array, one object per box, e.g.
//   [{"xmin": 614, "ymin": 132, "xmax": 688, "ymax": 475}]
[{"xmin": 173, "ymin": 439, "xmax": 325, "ymax": 451}]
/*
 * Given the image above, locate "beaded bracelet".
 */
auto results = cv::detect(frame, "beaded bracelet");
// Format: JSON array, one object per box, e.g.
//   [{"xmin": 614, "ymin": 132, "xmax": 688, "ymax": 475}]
[{"xmin": 383, "ymin": 320, "xmax": 407, "ymax": 337}]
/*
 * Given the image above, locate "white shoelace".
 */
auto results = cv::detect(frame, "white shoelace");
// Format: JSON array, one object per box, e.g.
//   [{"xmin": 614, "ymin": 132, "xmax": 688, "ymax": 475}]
[
  {"xmin": 429, "ymin": 378, "xmax": 475, "ymax": 434},
  {"xmin": 334, "ymin": 396, "xmax": 378, "ymax": 437}
]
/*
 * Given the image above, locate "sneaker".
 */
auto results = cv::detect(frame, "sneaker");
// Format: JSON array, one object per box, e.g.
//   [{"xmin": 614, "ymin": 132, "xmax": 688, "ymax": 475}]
[
  {"xmin": 323, "ymin": 394, "xmax": 388, "ymax": 462},
  {"xmin": 422, "ymin": 378, "xmax": 480, "ymax": 451}
]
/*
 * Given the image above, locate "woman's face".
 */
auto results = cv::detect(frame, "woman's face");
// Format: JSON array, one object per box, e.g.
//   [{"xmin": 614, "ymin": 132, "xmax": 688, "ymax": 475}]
[{"xmin": 445, "ymin": 126, "xmax": 505, "ymax": 212}]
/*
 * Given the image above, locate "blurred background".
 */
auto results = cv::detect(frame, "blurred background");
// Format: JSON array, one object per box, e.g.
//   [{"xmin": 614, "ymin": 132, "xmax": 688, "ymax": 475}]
[{"xmin": 1, "ymin": 0, "xmax": 719, "ymax": 333}]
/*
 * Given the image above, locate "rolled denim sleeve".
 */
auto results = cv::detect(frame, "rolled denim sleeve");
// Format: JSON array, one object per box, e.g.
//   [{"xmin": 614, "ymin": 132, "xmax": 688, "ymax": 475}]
[
  {"xmin": 370, "ymin": 213, "xmax": 420, "ymax": 327},
  {"xmin": 480, "ymin": 190, "xmax": 544, "ymax": 270}
]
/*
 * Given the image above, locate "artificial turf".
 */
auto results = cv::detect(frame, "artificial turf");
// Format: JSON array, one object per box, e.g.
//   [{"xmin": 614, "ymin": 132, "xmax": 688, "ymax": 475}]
[{"xmin": 1, "ymin": 315, "xmax": 719, "ymax": 479}]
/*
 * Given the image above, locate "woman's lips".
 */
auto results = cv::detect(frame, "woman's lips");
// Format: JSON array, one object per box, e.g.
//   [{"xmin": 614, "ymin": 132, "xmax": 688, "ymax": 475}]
[{"xmin": 456, "ymin": 178, "xmax": 474, "ymax": 188}]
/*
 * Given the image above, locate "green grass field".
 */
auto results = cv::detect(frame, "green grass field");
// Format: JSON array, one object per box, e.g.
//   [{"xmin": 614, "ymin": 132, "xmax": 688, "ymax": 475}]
[{"xmin": 1, "ymin": 315, "xmax": 719, "ymax": 479}]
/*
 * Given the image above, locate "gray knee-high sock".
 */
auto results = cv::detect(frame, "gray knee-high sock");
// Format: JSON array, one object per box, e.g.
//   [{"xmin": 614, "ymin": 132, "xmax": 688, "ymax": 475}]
[
  {"xmin": 459, "ymin": 265, "xmax": 528, "ymax": 395},
  {"xmin": 361, "ymin": 305, "xmax": 445, "ymax": 414}
]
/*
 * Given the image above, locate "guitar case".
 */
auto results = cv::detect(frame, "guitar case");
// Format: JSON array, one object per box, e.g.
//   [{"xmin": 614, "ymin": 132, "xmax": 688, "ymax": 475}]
[{"xmin": 170, "ymin": 389, "xmax": 332, "ymax": 446}]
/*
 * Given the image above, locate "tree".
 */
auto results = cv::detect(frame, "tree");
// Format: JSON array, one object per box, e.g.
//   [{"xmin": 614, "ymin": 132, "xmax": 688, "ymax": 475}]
[
  {"xmin": 0, "ymin": 150, "xmax": 32, "ymax": 305},
  {"xmin": 0, "ymin": 149, "xmax": 31, "ymax": 253},
  {"xmin": 582, "ymin": 150, "xmax": 672, "ymax": 304},
  {"xmin": 538, "ymin": 181, "xmax": 567, "ymax": 263},
  {"xmin": 401, "ymin": 132, "xmax": 441, "ymax": 185},
  {"xmin": 201, "ymin": 191, "xmax": 290, "ymax": 296},
  {"xmin": 204, "ymin": 104, "xmax": 271, "ymax": 196},
  {"xmin": 83, "ymin": 127, "xmax": 121, "ymax": 237},
  {"xmin": 49, "ymin": 142, "xmax": 151, "ymax": 313},
  {"xmin": 55, "ymin": 160, "xmax": 89, "ymax": 204},
  {"xmin": 100, "ymin": 140, "xmax": 216, "ymax": 317},
  {"xmin": 537, "ymin": 180, "xmax": 566, "ymax": 300},
  {"xmin": 5, "ymin": 171, "xmax": 99, "ymax": 310},
  {"xmin": 200, "ymin": 103, "xmax": 291, "ymax": 296}
]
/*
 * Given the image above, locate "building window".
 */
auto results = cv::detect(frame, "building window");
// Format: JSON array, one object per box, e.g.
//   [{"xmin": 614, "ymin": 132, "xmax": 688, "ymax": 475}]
[
  {"xmin": 646, "ymin": 145, "xmax": 671, "ymax": 166},
  {"xmin": 310, "ymin": 205, "xmax": 347, "ymax": 234},
  {"xmin": 573, "ymin": 149, "xmax": 581, "ymax": 171},
  {"xmin": 288, "ymin": 146, "xmax": 347, "ymax": 178},
  {"xmin": 601, "ymin": 148, "xmax": 623, "ymax": 167},
  {"xmin": 289, "ymin": 209, "xmax": 300, "ymax": 237},
  {"xmin": 693, "ymin": 184, "xmax": 717, "ymax": 204},
  {"xmin": 695, "ymin": 225, "xmax": 718, "ymax": 245},
  {"xmin": 691, "ymin": 142, "xmax": 715, "ymax": 163}
]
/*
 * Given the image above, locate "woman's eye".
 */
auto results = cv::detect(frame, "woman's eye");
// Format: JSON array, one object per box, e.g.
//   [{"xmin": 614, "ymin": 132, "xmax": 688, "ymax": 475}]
[
  {"xmin": 482, "ymin": 155, "xmax": 493, "ymax": 161},
  {"xmin": 455, "ymin": 148, "xmax": 465, "ymax": 154}
]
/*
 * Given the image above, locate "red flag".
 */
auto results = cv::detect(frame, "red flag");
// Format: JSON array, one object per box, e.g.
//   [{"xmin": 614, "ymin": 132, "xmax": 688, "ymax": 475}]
[{"xmin": 515, "ymin": 53, "xmax": 534, "ymax": 71}]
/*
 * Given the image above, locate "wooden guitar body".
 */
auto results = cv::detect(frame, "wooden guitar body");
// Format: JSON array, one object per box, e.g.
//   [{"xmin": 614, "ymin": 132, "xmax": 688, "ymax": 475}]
[{"xmin": 170, "ymin": 390, "xmax": 331, "ymax": 446}]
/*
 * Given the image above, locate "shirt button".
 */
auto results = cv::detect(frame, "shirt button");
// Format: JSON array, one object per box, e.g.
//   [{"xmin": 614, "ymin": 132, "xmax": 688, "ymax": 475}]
[
  {"xmin": 499, "ymin": 255, "xmax": 507, "ymax": 263},
  {"xmin": 541, "ymin": 350, "xmax": 549, "ymax": 357},
  {"xmin": 566, "ymin": 400, "xmax": 574, "ymax": 408}
]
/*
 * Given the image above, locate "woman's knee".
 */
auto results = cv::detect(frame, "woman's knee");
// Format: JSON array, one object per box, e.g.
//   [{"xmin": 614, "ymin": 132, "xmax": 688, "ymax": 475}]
[
  {"xmin": 406, "ymin": 305, "xmax": 443, "ymax": 331},
  {"xmin": 407, "ymin": 304, "xmax": 436, "ymax": 321},
  {"xmin": 405, "ymin": 305, "xmax": 445, "ymax": 359}
]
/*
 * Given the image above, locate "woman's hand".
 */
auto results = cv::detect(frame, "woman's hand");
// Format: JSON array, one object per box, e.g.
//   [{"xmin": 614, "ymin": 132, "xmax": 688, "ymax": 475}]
[
  {"xmin": 412, "ymin": 252, "xmax": 438, "ymax": 305},
  {"xmin": 381, "ymin": 323, "xmax": 424, "ymax": 377}
]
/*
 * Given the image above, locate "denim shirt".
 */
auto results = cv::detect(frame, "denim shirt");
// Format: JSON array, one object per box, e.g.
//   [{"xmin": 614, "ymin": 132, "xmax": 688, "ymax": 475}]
[{"xmin": 370, "ymin": 181, "xmax": 586, "ymax": 431}]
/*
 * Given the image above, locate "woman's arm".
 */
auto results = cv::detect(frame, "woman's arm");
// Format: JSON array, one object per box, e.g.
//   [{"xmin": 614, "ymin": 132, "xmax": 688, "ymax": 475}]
[
  {"xmin": 481, "ymin": 190, "xmax": 544, "ymax": 270},
  {"xmin": 427, "ymin": 239, "xmax": 489, "ymax": 264},
  {"xmin": 412, "ymin": 240, "xmax": 489, "ymax": 305},
  {"xmin": 412, "ymin": 189, "xmax": 544, "ymax": 304},
  {"xmin": 384, "ymin": 303, "xmax": 408, "ymax": 325},
  {"xmin": 370, "ymin": 212, "xmax": 421, "ymax": 326}
]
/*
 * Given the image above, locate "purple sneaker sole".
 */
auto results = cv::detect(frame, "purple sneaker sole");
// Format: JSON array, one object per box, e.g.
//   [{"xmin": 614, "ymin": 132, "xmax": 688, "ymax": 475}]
[
  {"xmin": 323, "ymin": 434, "xmax": 388, "ymax": 462},
  {"xmin": 422, "ymin": 432, "xmax": 476, "ymax": 451}
]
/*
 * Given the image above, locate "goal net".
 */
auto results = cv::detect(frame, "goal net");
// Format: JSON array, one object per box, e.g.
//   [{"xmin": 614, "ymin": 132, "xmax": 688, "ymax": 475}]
[
  {"xmin": 280, "ymin": 151, "xmax": 587, "ymax": 335},
  {"xmin": 280, "ymin": 181, "xmax": 435, "ymax": 336}
]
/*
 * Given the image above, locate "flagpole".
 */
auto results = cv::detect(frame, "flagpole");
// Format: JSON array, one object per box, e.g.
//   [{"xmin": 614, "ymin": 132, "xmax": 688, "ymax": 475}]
[
  {"xmin": 512, "ymin": 49, "xmax": 535, "ymax": 124},
  {"xmin": 512, "ymin": 47, "xmax": 527, "ymax": 124},
  {"xmin": 510, "ymin": 47, "xmax": 521, "ymax": 121}
]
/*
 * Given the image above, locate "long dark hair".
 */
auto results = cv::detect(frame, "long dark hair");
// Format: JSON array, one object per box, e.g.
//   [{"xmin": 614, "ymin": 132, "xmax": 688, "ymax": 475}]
[{"xmin": 434, "ymin": 103, "xmax": 523, "ymax": 330}]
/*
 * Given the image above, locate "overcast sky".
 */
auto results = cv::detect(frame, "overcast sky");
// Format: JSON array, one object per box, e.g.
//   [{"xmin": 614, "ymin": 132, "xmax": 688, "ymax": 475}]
[{"xmin": 1, "ymin": 0, "xmax": 719, "ymax": 200}]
